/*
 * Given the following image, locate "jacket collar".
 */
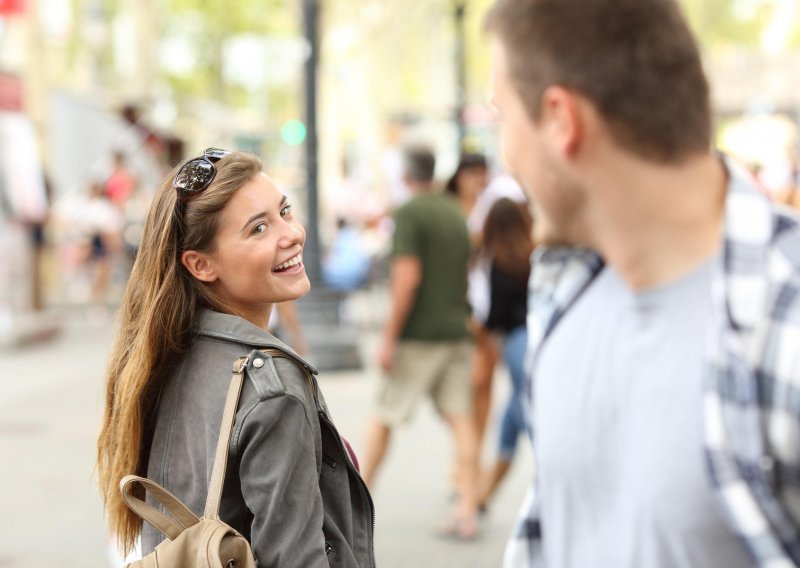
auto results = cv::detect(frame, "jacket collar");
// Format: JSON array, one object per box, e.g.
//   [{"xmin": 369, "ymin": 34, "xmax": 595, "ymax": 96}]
[{"xmin": 194, "ymin": 308, "xmax": 318, "ymax": 375}]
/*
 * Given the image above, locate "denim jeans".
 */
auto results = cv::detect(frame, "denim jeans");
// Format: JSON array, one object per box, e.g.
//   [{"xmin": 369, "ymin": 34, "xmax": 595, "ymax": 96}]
[{"xmin": 498, "ymin": 325, "xmax": 528, "ymax": 459}]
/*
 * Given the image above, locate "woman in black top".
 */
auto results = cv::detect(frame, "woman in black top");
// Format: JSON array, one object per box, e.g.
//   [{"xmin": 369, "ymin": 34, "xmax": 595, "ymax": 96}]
[{"xmin": 479, "ymin": 198, "xmax": 535, "ymax": 509}]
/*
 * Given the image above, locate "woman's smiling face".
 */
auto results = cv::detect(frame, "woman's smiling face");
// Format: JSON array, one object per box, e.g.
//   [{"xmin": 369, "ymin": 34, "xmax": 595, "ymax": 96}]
[{"xmin": 194, "ymin": 172, "xmax": 310, "ymax": 327}]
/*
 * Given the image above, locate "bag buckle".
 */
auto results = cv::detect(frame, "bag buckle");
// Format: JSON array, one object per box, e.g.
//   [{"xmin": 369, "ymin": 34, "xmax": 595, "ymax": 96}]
[{"xmin": 233, "ymin": 356, "xmax": 249, "ymax": 374}]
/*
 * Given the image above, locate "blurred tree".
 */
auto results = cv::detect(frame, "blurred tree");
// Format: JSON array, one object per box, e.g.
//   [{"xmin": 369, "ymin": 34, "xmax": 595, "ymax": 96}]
[
  {"xmin": 161, "ymin": 0, "xmax": 297, "ymax": 105},
  {"xmin": 681, "ymin": 0, "xmax": 773, "ymax": 48}
]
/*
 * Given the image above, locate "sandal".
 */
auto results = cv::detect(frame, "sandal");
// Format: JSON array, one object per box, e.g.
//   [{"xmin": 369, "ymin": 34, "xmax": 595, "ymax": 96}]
[{"xmin": 436, "ymin": 515, "xmax": 481, "ymax": 541}]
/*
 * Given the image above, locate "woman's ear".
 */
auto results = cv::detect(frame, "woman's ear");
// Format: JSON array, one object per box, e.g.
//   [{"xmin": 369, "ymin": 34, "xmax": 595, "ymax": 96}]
[{"xmin": 181, "ymin": 250, "xmax": 218, "ymax": 283}]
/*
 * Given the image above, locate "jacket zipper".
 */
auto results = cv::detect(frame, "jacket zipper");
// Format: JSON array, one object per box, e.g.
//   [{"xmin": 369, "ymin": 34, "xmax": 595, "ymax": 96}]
[{"xmin": 318, "ymin": 410, "xmax": 376, "ymax": 568}]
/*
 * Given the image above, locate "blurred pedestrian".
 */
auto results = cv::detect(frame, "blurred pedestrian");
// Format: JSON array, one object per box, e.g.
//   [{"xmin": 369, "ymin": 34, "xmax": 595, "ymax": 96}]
[
  {"xmin": 486, "ymin": 0, "xmax": 800, "ymax": 566},
  {"xmin": 467, "ymin": 173, "xmax": 527, "ymax": 242},
  {"xmin": 96, "ymin": 149, "xmax": 374, "ymax": 566},
  {"xmin": 446, "ymin": 153, "xmax": 501, "ymax": 452},
  {"xmin": 782, "ymin": 155, "xmax": 800, "ymax": 210},
  {"xmin": 452, "ymin": 160, "xmax": 529, "ymax": 451},
  {"xmin": 445, "ymin": 152, "xmax": 489, "ymax": 219},
  {"xmin": 28, "ymin": 175, "xmax": 53, "ymax": 311},
  {"xmin": 322, "ymin": 217, "xmax": 371, "ymax": 293},
  {"xmin": 476, "ymin": 198, "xmax": 533, "ymax": 512},
  {"xmin": 80, "ymin": 180, "xmax": 123, "ymax": 311},
  {"xmin": 104, "ymin": 150, "xmax": 137, "ymax": 210},
  {"xmin": 361, "ymin": 145, "xmax": 480, "ymax": 539}
]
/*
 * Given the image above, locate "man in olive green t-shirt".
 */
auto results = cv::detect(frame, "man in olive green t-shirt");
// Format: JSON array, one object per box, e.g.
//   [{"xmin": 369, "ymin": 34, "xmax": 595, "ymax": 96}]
[{"xmin": 361, "ymin": 145, "xmax": 480, "ymax": 539}]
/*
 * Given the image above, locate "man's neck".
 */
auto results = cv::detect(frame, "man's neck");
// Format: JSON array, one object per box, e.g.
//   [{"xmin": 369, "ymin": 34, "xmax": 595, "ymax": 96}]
[
  {"xmin": 582, "ymin": 152, "xmax": 727, "ymax": 291},
  {"xmin": 409, "ymin": 181, "xmax": 435, "ymax": 195}
]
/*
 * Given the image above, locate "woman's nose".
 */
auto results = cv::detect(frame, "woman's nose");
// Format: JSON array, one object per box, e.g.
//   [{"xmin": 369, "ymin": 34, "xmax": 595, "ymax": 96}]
[{"xmin": 278, "ymin": 220, "xmax": 305, "ymax": 247}]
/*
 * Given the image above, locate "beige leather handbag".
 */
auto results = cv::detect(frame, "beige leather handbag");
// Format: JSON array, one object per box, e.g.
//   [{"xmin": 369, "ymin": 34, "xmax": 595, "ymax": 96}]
[{"xmin": 119, "ymin": 356, "xmax": 256, "ymax": 568}]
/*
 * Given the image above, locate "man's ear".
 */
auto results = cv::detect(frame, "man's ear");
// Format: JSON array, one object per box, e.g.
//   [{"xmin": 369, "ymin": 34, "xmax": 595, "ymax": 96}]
[
  {"xmin": 181, "ymin": 250, "xmax": 218, "ymax": 283},
  {"xmin": 540, "ymin": 85, "xmax": 583, "ymax": 157}
]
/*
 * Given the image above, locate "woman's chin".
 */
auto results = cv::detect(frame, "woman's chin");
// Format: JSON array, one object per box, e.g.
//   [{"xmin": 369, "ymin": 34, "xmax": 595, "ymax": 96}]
[
  {"xmin": 297, "ymin": 276, "xmax": 312, "ymax": 298},
  {"xmin": 279, "ymin": 275, "xmax": 311, "ymax": 302}
]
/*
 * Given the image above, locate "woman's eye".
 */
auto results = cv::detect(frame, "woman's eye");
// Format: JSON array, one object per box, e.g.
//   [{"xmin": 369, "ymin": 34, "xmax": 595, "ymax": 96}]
[
  {"xmin": 253, "ymin": 223, "xmax": 267, "ymax": 234},
  {"xmin": 280, "ymin": 204, "xmax": 292, "ymax": 217}
]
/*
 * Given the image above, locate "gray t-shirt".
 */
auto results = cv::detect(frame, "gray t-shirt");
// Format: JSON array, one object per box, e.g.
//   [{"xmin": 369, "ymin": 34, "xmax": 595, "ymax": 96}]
[{"xmin": 534, "ymin": 257, "xmax": 750, "ymax": 568}]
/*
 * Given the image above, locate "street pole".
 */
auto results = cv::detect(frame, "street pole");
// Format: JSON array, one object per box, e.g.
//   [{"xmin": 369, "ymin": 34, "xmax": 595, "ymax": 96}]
[
  {"xmin": 454, "ymin": 0, "xmax": 467, "ymax": 149},
  {"xmin": 303, "ymin": 0, "xmax": 321, "ymax": 284},
  {"xmin": 298, "ymin": 0, "xmax": 362, "ymax": 371},
  {"xmin": 22, "ymin": 0, "xmax": 47, "ymax": 163},
  {"xmin": 130, "ymin": 0, "xmax": 155, "ymax": 101}
]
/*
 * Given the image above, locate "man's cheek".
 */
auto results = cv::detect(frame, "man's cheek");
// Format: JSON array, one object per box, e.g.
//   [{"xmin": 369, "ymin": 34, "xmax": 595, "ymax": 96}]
[{"xmin": 499, "ymin": 128, "xmax": 518, "ymax": 172}]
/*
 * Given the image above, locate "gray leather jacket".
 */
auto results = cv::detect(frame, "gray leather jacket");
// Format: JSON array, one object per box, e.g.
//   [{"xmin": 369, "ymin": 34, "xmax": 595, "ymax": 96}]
[{"xmin": 142, "ymin": 309, "xmax": 375, "ymax": 567}]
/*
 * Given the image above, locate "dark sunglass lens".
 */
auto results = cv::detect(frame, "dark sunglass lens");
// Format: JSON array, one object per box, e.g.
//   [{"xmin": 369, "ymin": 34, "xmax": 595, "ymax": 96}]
[{"xmin": 174, "ymin": 159, "xmax": 215, "ymax": 192}]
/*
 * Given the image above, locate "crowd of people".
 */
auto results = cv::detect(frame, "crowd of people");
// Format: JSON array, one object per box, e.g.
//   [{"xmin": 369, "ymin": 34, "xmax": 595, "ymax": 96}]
[
  {"xmin": 92, "ymin": 0, "xmax": 800, "ymax": 566},
  {"xmin": 359, "ymin": 144, "xmax": 533, "ymax": 542}
]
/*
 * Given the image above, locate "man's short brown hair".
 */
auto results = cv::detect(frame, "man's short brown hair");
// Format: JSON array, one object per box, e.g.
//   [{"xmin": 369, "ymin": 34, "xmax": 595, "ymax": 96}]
[
  {"xmin": 403, "ymin": 145, "xmax": 437, "ymax": 183},
  {"xmin": 485, "ymin": 0, "xmax": 711, "ymax": 163}
]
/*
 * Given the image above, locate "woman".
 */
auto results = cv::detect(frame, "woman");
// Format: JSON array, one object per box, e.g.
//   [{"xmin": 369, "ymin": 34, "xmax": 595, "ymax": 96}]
[
  {"xmin": 444, "ymin": 152, "xmax": 488, "ymax": 220},
  {"xmin": 478, "ymin": 197, "xmax": 534, "ymax": 510},
  {"xmin": 445, "ymin": 153, "xmax": 500, "ymax": 452},
  {"xmin": 97, "ymin": 149, "xmax": 375, "ymax": 567}
]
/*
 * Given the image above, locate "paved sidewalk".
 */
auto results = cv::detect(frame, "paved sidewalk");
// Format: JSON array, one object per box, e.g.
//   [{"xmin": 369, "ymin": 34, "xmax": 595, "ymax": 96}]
[{"xmin": 0, "ymin": 309, "xmax": 532, "ymax": 567}]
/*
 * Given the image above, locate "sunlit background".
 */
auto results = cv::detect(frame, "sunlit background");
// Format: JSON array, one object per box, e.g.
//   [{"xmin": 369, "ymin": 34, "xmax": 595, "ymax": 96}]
[
  {"xmin": 1, "ymin": 1, "xmax": 799, "ymax": 566},
  {"xmin": 1, "ymin": 0, "xmax": 799, "ymax": 287}
]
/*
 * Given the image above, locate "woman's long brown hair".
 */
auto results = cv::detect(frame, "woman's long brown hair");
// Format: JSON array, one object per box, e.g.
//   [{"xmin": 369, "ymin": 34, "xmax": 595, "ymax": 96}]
[
  {"xmin": 96, "ymin": 152, "xmax": 262, "ymax": 554},
  {"xmin": 483, "ymin": 197, "xmax": 534, "ymax": 283}
]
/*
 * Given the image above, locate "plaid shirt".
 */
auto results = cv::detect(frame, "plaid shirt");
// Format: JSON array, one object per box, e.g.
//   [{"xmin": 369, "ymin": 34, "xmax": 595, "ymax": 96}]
[{"xmin": 505, "ymin": 158, "xmax": 800, "ymax": 568}]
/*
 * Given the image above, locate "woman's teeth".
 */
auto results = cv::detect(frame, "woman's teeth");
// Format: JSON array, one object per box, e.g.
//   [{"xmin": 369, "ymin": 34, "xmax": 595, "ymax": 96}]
[{"xmin": 273, "ymin": 255, "xmax": 302, "ymax": 271}]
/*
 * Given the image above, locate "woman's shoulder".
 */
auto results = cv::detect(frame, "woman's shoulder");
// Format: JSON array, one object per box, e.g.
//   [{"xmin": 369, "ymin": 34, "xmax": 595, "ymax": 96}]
[
  {"xmin": 192, "ymin": 308, "xmax": 311, "ymax": 358},
  {"xmin": 184, "ymin": 338, "xmax": 313, "ymax": 401},
  {"xmin": 183, "ymin": 309, "xmax": 317, "ymax": 402}
]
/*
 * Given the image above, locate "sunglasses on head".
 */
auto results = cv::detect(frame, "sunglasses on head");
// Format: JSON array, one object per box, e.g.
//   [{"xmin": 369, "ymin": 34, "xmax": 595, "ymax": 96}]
[{"xmin": 173, "ymin": 147, "xmax": 230, "ymax": 201}]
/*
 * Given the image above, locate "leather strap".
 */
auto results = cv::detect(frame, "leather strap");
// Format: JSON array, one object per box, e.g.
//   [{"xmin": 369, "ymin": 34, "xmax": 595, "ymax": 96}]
[
  {"xmin": 204, "ymin": 355, "xmax": 249, "ymax": 519},
  {"xmin": 120, "ymin": 475, "xmax": 200, "ymax": 540}
]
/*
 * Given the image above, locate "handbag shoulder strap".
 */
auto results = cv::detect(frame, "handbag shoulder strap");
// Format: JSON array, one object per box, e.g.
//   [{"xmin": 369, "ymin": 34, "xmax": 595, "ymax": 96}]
[
  {"xmin": 204, "ymin": 355, "xmax": 249, "ymax": 519},
  {"xmin": 120, "ymin": 475, "xmax": 200, "ymax": 540}
]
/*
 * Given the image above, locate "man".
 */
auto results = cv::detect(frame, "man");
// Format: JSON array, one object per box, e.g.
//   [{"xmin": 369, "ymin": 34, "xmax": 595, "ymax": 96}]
[
  {"xmin": 361, "ymin": 145, "xmax": 480, "ymax": 539},
  {"xmin": 485, "ymin": 0, "xmax": 800, "ymax": 566}
]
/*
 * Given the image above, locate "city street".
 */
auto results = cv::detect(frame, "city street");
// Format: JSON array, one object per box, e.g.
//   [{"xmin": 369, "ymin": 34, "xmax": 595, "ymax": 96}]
[
  {"xmin": 0, "ymin": 0, "xmax": 793, "ymax": 566},
  {"xmin": 0, "ymin": 304, "xmax": 532, "ymax": 568}
]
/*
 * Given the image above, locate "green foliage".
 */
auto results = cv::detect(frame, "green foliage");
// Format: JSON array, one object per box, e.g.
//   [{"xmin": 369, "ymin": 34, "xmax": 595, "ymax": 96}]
[
  {"xmin": 163, "ymin": 0, "xmax": 296, "ymax": 35},
  {"xmin": 790, "ymin": 17, "xmax": 800, "ymax": 48},
  {"xmin": 160, "ymin": 0, "xmax": 299, "ymax": 107},
  {"xmin": 680, "ymin": 0, "xmax": 772, "ymax": 47}
]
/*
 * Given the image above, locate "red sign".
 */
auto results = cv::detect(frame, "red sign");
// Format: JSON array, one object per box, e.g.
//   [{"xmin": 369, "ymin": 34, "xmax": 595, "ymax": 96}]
[
  {"xmin": 0, "ymin": 0, "xmax": 25, "ymax": 16},
  {"xmin": 0, "ymin": 72, "xmax": 23, "ymax": 111}
]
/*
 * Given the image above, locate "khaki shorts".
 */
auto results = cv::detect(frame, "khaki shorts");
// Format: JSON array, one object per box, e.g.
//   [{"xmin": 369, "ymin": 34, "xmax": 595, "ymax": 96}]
[{"xmin": 376, "ymin": 339, "xmax": 474, "ymax": 425}]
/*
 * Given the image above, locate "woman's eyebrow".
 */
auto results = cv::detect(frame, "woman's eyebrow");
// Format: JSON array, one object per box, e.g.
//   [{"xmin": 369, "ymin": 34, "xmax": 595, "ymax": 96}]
[
  {"xmin": 241, "ymin": 211, "xmax": 266, "ymax": 231},
  {"xmin": 240, "ymin": 196, "xmax": 289, "ymax": 231}
]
